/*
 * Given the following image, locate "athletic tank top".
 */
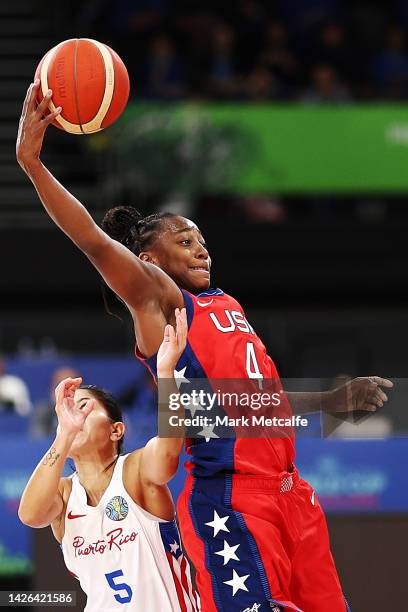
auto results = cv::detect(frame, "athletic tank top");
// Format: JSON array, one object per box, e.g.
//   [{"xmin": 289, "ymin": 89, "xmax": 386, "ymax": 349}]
[
  {"xmin": 137, "ymin": 288, "xmax": 295, "ymax": 477},
  {"xmin": 61, "ymin": 455, "xmax": 200, "ymax": 611}
]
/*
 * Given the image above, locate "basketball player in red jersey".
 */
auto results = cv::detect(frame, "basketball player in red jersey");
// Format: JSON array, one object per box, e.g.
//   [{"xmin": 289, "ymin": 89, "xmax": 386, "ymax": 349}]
[{"xmin": 17, "ymin": 80, "xmax": 392, "ymax": 611}]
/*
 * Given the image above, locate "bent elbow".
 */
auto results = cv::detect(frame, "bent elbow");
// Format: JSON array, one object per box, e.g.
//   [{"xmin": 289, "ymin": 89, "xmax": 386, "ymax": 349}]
[
  {"xmin": 18, "ymin": 507, "xmax": 33, "ymax": 527},
  {"xmin": 18, "ymin": 506, "xmax": 45, "ymax": 528}
]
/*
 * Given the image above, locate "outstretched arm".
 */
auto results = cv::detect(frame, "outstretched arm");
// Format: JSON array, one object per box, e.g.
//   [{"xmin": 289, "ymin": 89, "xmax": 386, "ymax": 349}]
[
  {"xmin": 16, "ymin": 81, "xmax": 182, "ymax": 312},
  {"xmin": 18, "ymin": 377, "xmax": 94, "ymax": 528},
  {"xmin": 138, "ymin": 308, "xmax": 187, "ymax": 485},
  {"xmin": 286, "ymin": 376, "xmax": 393, "ymax": 415}
]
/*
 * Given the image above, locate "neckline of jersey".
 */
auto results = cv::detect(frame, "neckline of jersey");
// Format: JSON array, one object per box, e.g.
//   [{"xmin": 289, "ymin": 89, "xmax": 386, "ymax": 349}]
[{"xmin": 75, "ymin": 454, "xmax": 124, "ymax": 511}]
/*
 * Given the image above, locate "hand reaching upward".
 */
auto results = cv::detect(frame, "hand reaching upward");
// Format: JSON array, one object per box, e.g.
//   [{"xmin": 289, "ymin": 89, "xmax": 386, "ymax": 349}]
[
  {"xmin": 16, "ymin": 79, "xmax": 61, "ymax": 172},
  {"xmin": 157, "ymin": 308, "xmax": 188, "ymax": 378}
]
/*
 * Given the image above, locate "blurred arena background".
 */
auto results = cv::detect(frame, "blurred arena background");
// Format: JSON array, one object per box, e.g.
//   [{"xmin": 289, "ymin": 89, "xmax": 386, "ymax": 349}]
[{"xmin": 1, "ymin": 0, "xmax": 408, "ymax": 609}]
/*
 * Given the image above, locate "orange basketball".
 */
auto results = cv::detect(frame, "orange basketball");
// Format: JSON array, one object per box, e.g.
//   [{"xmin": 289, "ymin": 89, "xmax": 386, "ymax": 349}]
[{"xmin": 34, "ymin": 38, "xmax": 130, "ymax": 134}]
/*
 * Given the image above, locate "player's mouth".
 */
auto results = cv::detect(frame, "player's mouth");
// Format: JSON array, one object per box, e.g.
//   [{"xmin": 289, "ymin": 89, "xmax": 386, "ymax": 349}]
[
  {"xmin": 189, "ymin": 266, "xmax": 210, "ymax": 276},
  {"xmin": 189, "ymin": 265, "xmax": 210, "ymax": 274}
]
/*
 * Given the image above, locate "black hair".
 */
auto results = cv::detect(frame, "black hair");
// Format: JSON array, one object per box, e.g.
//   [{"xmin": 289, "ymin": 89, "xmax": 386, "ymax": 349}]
[
  {"xmin": 79, "ymin": 384, "xmax": 124, "ymax": 470},
  {"xmin": 101, "ymin": 206, "xmax": 177, "ymax": 256}
]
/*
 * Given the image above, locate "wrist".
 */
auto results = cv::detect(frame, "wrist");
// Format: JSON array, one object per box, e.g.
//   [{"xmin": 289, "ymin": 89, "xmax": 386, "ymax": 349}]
[
  {"xmin": 21, "ymin": 156, "xmax": 42, "ymax": 176},
  {"xmin": 54, "ymin": 429, "xmax": 77, "ymax": 449},
  {"xmin": 320, "ymin": 390, "xmax": 334, "ymax": 413},
  {"xmin": 157, "ymin": 368, "xmax": 175, "ymax": 379}
]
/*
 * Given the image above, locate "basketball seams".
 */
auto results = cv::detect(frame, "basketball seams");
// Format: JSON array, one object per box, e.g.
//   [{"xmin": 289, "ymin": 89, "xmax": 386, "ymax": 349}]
[
  {"xmin": 39, "ymin": 39, "xmax": 83, "ymax": 134},
  {"xmin": 39, "ymin": 41, "xmax": 71, "ymax": 132},
  {"xmin": 81, "ymin": 38, "xmax": 114, "ymax": 134},
  {"xmin": 101, "ymin": 45, "xmax": 130, "ymax": 129},
  {"xmin": 73, "ymin": 39, "xmax": 85, "ymax": 134},
  {"xmin": 100, "ymin": 45, "xmax": 117, "ymax": 129}
]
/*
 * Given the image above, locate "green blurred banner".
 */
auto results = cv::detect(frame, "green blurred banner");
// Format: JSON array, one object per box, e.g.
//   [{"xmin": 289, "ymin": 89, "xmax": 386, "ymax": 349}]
[{"xmin": 101, "ymin": 104, "xmax": 408, "ymax": 194}]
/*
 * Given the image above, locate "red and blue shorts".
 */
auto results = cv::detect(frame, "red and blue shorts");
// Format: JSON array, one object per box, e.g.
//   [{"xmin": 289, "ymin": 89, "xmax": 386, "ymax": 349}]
[{"xmin": 177, "ymin": 467, "xmax": 350, "ymax": 612}]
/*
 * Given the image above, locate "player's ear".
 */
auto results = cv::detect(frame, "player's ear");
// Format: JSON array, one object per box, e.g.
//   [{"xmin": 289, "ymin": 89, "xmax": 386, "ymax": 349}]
[
  {"xmin": 139, "ymin": 251, "xmax": 158, "ymax": 265},
  {"xmin": 110, "ymin": 422, "xmax": 125, "ymax": 443}
]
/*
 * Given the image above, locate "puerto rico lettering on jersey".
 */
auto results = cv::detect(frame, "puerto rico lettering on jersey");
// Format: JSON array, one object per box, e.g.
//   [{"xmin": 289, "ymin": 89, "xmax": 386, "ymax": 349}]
[{"xmin": 72, "ymin": 528, "xmax": 138, "ymax": 557}]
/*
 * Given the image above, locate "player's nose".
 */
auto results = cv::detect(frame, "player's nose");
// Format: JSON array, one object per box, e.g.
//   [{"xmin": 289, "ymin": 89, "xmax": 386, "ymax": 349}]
[{"xmin": 194, "ymin": 241, "xmax": 209, "ymax": 259}]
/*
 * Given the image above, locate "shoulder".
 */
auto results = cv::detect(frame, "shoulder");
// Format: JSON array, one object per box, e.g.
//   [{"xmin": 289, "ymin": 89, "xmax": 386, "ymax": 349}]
[
  {"xmin": 123, "ymin": 449, "xmax": 142, "ymax": 471},
  {"xmin": 122, "ymin": 450, "xmax": 143, "ymax": 491},
  {"xmin": 123, "ymin": 450, "xmax": 175, "ymax": 520},
  {"xmin": 122, "ymin": 449, "xmax": 157, "ymax": 504},
  {"xmin": 122, "ymin": 449, "xmax": 169, "ymax": 493}
]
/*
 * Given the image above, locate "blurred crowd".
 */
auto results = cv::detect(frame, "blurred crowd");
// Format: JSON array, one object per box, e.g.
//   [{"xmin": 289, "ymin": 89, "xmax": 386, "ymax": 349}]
[
  {"xmin": 70, "ymin": 0, "xmax": 408, "ymax": 102},
  {"xmin": 0, "ymin": 356, "xmax": 157, "ymax": 442}
]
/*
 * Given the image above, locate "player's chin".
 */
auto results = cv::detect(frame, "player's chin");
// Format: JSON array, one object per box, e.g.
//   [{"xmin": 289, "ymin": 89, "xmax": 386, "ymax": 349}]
[{"xmin": 186, "ymin": 270, "xmax": 211, "ymax": 292}]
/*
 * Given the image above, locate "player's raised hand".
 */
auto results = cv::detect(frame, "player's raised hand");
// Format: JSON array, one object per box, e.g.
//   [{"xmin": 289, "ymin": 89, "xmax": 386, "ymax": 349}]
[
  {"xmin": 157, "ymin": 308, "xmax": 188, "ymax": 377},
  {"xmin": 330, "ymin": 376, "xmax": 393, "ymax": 413},
  {"xmin": 54, "ymin": 377, "xmax": 95, "ymax": 437},
  {"xmin": 16, "ymin": 79, "xmax": 61, "ymax": 172}
]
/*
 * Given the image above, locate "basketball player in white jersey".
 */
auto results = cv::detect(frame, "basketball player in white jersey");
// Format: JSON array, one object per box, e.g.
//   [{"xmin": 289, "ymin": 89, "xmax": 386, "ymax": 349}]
[{"xmin": 19, "ymin": 308, "xmax": 199, "ymax": 612}]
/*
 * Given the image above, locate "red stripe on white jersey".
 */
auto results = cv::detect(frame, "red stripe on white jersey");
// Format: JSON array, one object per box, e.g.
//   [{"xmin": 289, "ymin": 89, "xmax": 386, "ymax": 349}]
[
  {"xmin": 165, "ymin": 551, "xmax": 189, "ymax": 612},
  {"xmin": 183, "ymin": 555, "xmax": 201, "ymax": 611},
  {"xmin": 171, "ymin": 553, "xmax": 196, "ymax": 612}
]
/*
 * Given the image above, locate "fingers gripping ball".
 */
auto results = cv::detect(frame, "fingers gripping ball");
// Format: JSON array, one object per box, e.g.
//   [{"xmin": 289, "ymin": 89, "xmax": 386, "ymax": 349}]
[{"xmin": 34, "ymin": 38, "xmax": 130, "ymax": 134}]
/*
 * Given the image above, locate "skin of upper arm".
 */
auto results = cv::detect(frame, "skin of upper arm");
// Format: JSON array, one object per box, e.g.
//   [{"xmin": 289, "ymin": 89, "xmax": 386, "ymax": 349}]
[
  {"xmin": 123, "ymin": 449, "xmax": 174, "ymax": 493},
  {"xmin": 123, "ymin": 451, "xmax": 175, "ymax": 520},
  {"xmin": 50, "ymin": 478, "xmax": 71, "ymax": 543},
  {"xmin": 87, "ymin": 228, "xmax": 183, "ymax": 312},
  {"xmin": 139, "ymin": 438, "xmax": 181, "ymax": 486}
]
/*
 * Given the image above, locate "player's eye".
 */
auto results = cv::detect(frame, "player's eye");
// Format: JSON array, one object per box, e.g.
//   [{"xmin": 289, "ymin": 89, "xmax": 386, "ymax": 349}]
[{"xmin": 180, "ymin": 239, "xmax": 191, "ymax": 245}]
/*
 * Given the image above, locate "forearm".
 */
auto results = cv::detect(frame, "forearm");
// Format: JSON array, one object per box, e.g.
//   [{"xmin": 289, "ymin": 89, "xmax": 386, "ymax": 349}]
[
  {"xmin": 139, "ymin": 369, "xmax": 185, "ymax": 484},
  {"xmin": 286, "ymin": 391, "xmax": 332, "ymax": 415},
  {"xmin": 157, "ymin": 368, "xmax": 184, "ymax": 454},
  {"xmin": 23, "ymin": 159, "xmax": 169, "ymax": 308},
  {"xmin": 24, "ymin": 159, "xmax": 103, "ymax": 254},
  {"xmin": 18, "ymin": 431, "xmax": 74, "ymax": 525}
]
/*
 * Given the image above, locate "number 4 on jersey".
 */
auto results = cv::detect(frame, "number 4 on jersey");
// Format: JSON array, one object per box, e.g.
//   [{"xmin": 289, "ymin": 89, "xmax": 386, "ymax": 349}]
[
  {"xmin": 105, "ymin": 569, "xmax": 133, "ymax": 604},
  {"xmin": 246, "ymin": 342, "xmax": 264, "ymax": 389}
]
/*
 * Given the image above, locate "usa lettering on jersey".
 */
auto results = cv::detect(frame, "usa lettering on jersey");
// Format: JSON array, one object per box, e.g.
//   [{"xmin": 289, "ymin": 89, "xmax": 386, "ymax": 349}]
[{"xmin": 209, "ymin": 309, "xmax": 255, "ymax": 334}]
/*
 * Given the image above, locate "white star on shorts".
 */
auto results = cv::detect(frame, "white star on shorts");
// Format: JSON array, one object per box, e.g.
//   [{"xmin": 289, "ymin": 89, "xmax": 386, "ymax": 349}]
[
  {"xmin": 224, "ymin": 569, "xmax": 250, "ymax": 596},
  {"xmin": 187, "ymin": 396, "xmax": 206, "ymax": 418},
  {"xmin": 197, "ymin": 422, "xmax": 219, "ymax": 442},
  {"xmin": 173, "ymin": 366, "xmax": 189, "ymax": 388},
  {"xmin": 205, "ymin": 510, "xmax": 230, "ymax": 537},
  {"xmin": 215, "ymin": 540, "xmax": 240, "ymax": 565}
]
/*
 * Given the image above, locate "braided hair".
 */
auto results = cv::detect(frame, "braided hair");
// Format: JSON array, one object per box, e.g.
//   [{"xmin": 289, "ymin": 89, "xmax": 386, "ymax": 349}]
[{"xmin": 101, "ymin": 206, "xmax": 177, "ymax": 255}]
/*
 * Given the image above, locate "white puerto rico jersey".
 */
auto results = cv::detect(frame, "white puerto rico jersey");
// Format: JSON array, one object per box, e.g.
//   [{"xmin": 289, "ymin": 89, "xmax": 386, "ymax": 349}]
[{"xmin": 61, "ymin": 454, "xmax": 200, "ymax": 612}]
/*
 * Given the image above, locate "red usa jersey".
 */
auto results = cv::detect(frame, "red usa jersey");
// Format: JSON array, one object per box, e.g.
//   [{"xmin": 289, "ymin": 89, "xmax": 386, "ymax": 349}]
[{"xmin": 137, "ymin": 288, "xmax": 295, "ymax": 476}]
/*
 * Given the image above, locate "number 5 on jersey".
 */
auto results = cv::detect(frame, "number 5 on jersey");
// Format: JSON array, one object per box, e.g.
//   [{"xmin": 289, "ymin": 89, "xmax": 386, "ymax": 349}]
[{"xmin": 105, "ymin": 569, "xmax": 133, "ymax": 604}]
